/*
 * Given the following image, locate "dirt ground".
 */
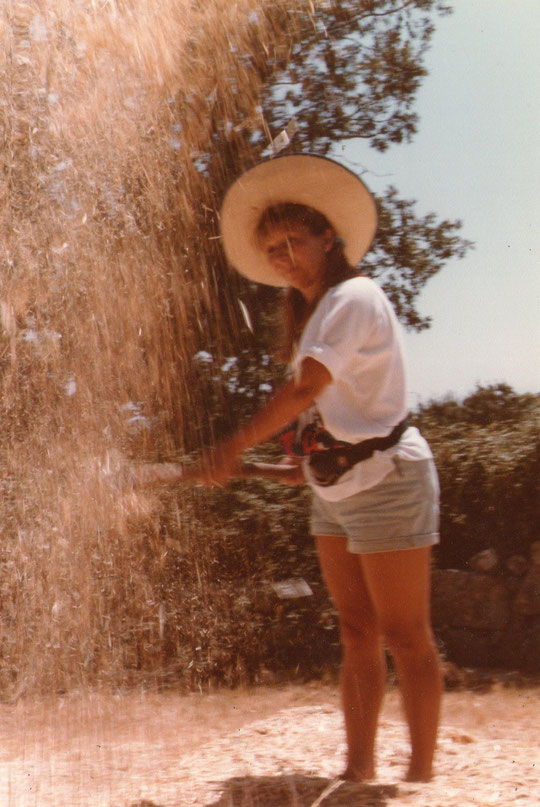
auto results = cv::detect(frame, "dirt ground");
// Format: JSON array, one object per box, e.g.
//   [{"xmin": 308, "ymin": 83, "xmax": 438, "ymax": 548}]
[{"xmin": 0, "ymin": 682, "xmax": 538, "ymax": 807}]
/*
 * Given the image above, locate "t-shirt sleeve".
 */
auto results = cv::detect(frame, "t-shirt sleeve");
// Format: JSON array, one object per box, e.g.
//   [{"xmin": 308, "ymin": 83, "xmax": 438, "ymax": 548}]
[{"xmin": 295, "ymin": 284, "xmax": 381, "ymax": 381}]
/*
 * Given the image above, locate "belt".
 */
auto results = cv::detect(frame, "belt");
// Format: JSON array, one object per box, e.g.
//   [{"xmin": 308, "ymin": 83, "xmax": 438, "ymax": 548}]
[
  {"xmin": 308, "ymin": 418, "xmax": 409, "ymax": 487},
  {"xmin": 342, "ymin": 418, "xmax": 409, "ymax": 464}
]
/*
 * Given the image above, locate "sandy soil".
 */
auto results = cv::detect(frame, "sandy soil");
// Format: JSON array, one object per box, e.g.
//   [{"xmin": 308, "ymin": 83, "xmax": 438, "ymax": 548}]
[{"xmin": 0, "ymin": 683, "xmax": 538, "ymax": 807}]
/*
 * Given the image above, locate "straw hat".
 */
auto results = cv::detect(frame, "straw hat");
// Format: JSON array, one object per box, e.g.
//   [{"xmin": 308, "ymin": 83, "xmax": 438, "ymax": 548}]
[{"xmin": 219, "ymin": 153, "xmax": 377, "ymax": 286}]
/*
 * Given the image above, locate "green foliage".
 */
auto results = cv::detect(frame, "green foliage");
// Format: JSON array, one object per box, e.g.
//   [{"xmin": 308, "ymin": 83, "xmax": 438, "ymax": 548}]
[
  {"xmin": 413, "ymin": 386, "xmax": 539, "ymax": 569},
  {"xmin": 416, "ymin": 383, "xmax": 536, "ymax": 428},
  {"xmin": 462, "ymin": 383, "xmax": 535, "ymax": 426},
  {"xmin": 256, "ymin": 0, "xmax": 453, "ymax": 154}
]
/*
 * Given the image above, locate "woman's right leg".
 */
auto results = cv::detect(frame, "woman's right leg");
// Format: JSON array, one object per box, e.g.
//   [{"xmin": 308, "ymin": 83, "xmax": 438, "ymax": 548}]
[{"xmin": 316, "ymin": 535, "xmax": 386, "ymax": 781}]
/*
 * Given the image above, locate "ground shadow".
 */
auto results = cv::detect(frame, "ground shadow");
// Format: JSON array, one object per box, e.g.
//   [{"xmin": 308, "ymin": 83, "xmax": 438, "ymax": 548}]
[
  {"xmin": 203, "ymin": 774, "xmax": 399, "ymax": 806},
  {"xmin": 131, "ymin": 800, "xmax": 167, "ymax": 807},
  {"xmin": 130, "ymin": 800, "xmax": 166, "ymax": 807}
]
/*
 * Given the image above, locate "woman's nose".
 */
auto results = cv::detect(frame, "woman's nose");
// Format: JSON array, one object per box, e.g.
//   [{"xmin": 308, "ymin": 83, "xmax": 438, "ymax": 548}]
[{"xmin": 273, "ymin": 240, "xmax": 294, "ymax": 261}]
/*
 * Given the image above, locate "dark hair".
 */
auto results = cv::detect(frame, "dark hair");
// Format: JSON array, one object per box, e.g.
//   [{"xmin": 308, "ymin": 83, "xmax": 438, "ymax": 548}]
[
  {"xmin": 256, "ymin": 203, "xmax": 358, "ymax": 361},
  {"xmin": 256, "ymin": 203, "xmax": 331, "ymax": 242}
]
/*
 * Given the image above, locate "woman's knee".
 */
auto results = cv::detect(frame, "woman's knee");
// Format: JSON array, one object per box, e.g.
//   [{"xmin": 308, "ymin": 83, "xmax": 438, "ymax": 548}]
[
  {"xmin": 381, "ymin": 619, "xmax": 436, "ymax": 658},
  {"xmin": 339, "ymin": 611, "xmax": 381, "ymax": 653}
]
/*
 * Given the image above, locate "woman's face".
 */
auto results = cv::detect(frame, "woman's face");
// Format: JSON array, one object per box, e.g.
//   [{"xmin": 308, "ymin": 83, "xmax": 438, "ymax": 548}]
[{"xmin": 258, "ymin": 221, "xmax": 334, "ymax": 300}]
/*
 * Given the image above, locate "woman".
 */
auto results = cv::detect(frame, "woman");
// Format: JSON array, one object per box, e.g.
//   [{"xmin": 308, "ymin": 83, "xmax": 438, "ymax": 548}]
[{"xmin": 190, "ymin": 154, "xmax": 442, "ymax": 782}]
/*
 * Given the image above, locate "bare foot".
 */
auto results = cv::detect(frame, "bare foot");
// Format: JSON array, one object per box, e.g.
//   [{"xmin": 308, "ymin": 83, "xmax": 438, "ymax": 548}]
[
  {"xmin": 405, "ymin": 765, "xmax": 433, "ymax": 782},
  {"xmin": 340, "ymin": 765, "xmax": 375, "ymax": 782}
]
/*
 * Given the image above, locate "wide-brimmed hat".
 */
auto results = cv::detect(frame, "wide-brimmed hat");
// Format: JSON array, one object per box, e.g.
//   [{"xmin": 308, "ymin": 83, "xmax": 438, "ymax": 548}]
[{"xmin": 219, "ymin": 153, "xmax": 377, "ymax": 286}]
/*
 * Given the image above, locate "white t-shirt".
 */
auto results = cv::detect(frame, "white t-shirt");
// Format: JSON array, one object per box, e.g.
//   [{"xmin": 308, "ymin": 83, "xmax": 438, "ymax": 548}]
[{"xmin": 293, "ymin": 276, "xmax": 433, "ymax": 501}]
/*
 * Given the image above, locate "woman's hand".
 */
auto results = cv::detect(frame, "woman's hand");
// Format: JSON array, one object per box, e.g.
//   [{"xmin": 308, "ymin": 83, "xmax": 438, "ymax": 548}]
[
  {"xmin": 130, "ymin": 462, "xmax": 185, "ymax": 487},
  {"xmin": 278, "ymin": 465, "xmax": 305, "ymax": 485},
  {"xmin": 182, "ymin": 442, "xmax": 241, "ymax": 487}
]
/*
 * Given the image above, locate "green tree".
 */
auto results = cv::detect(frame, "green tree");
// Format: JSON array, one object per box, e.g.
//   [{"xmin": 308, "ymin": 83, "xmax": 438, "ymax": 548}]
[{"xmin": 255, "ymin": 0, "xmax": 451, "ymax": 154}]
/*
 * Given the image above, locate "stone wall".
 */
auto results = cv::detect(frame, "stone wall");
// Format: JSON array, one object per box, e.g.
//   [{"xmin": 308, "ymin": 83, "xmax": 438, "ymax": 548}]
[{"xmin": 431, "ymin": 542, "xmax": 540, "ymax": 672}]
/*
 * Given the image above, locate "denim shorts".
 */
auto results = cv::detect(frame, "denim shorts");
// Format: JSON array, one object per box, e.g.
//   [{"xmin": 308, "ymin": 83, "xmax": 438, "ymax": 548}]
[{"xmin": 310, "ymin": 457, "xmax": 440, "ymax": 554}]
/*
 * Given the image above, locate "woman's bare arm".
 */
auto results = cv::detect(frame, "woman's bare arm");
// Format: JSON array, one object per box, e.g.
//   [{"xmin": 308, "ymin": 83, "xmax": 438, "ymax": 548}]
[
  {"xmin": 236, "ymin": 460, "xmax": 305, "ymax": 484},
  {"xmin": 129, "ymin": 459, "xmax": 305, "ymax": 487},
  {"xmin": 191, "ymin": 356, "xmax": 331, "ymax": 484}
]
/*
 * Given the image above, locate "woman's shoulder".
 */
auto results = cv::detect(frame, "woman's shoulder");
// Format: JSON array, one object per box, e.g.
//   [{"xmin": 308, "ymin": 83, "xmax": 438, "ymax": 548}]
[{"xmin": 327, "ymin": 275, "xmax": 386, "ymax": 305}]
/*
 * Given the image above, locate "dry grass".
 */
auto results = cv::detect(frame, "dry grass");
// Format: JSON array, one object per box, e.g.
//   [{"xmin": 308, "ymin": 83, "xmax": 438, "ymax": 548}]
[{"xmin": 0, "ymin": 0, "xmax": 314, "ymax": 698}]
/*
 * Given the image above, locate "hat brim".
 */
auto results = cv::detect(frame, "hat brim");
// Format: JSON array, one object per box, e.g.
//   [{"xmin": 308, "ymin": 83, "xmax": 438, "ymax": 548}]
[{"xmin": 219, "ymin": 154, "xmax": 377, "ymax": 286}]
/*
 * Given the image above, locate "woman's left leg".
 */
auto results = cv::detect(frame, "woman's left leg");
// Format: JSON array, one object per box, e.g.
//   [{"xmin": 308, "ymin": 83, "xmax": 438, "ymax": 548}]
[{"xmin": 359, "ymin": 546, "xmax": 442, "ymax": 782}]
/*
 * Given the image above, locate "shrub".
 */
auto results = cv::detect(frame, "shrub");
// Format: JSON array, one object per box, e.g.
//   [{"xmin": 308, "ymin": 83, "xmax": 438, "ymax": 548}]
[{"xmin": 413, "ymin": 388, "xmax": 539, "ymax": 569}]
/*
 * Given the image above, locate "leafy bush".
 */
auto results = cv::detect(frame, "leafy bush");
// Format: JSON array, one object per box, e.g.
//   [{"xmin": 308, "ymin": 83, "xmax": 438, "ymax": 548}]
[{"xmin": 413, "ymin": 385, "xmax": 539, "ymax": 569}]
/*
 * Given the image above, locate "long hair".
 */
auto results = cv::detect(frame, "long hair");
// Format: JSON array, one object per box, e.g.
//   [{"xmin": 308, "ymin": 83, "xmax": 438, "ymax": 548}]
[{"xmin": 256, "ymin": 203, "xmax": 358, "ymax": 362}]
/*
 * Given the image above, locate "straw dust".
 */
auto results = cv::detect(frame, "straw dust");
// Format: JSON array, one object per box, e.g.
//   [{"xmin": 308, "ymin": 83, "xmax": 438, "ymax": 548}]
[{"xmin": 0, "ymin": 0, "xmax": 308, "ymax": 698}]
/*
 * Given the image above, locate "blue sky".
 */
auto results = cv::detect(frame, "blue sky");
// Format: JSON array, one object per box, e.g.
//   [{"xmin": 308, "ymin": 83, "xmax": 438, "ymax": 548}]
[{"xmin": 335, "ymin": 0, "xmax": 540, "ymax": 403}]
